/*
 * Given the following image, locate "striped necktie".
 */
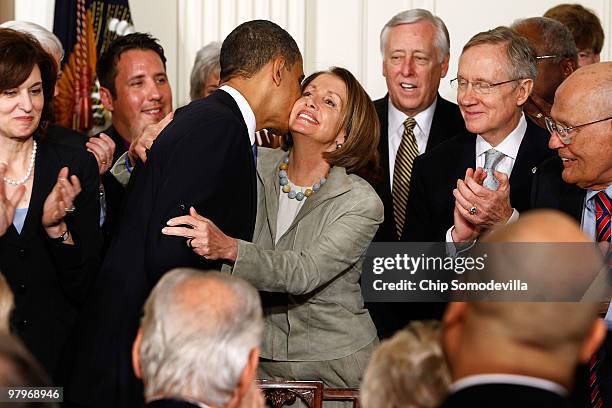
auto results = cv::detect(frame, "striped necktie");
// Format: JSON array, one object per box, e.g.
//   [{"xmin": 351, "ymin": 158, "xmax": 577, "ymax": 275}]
[
  {"xmin": 392, "ymin": 117, "xmax": 418, "ymax": 239},
  {"xmin": 589, "ymin": 191, "xmax": 610, "ymax": 408}
]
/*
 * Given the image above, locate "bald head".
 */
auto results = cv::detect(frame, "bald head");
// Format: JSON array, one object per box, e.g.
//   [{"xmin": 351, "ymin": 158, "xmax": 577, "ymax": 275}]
[
  {"xmin": 555, "ymin": 61, "xmax": 612, "ymax": 115},
  {"xmin": 443, "ymin": 210, "xmax": 606, "ymax": 387}
]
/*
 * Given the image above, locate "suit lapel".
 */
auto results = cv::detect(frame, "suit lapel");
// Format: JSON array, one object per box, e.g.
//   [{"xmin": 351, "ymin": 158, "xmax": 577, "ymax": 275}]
[
  {"xmin": 19, "ymin": 139, "xmax": 58, "ymax": 241},
  {"xmin": 560, "ymin": 182, "xmax": 586, "ymax": 222},
  {"xmin": 258, "ymin": 151, "xmax": 281, "ymax": 244},
  {"xmin": 509, "ymin": 120, "xmax": 550, "ymax": 211}
]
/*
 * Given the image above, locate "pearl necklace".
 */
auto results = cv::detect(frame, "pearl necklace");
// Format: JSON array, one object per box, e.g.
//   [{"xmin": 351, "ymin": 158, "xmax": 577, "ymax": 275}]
[
  {"xmin": 3, "ymin": 140, "xmax": 37, "ymax": 186},
  {"xmin": 278, "ymin": 155, "xmax": 327, "ymax": 201}
]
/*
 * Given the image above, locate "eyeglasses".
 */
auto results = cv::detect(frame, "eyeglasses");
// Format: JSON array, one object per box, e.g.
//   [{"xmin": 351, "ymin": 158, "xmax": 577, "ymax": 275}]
[
  {"xmin": 535, "ymin": 55, "xmax": 558, "ymax": 61},
  {"xmin": 544, "ymin": 115, "xmax": 612, "ymax": 144},
  {"xmin": 450, "ymin": 77, "xmax": 522, "ymax": 95}
]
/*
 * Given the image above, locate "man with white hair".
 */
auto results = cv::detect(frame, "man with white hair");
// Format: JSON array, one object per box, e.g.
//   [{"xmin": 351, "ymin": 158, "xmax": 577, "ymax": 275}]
[
  {"xmin": 132, "ymin": 268, "xmax": 264, "ymax": 408},
  {"xmin": 369, "ymin": 8, "xmax": 466, "ymax": 339}
]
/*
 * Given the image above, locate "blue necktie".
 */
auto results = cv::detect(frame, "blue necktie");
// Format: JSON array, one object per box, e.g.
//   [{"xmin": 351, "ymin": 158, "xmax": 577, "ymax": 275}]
[{"xmin": 252, "ymin": 142, "xmax": 258, "ymax": 166}]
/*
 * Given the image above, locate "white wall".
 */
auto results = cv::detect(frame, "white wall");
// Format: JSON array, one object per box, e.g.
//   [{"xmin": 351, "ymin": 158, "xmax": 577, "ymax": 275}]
[{"xmin": 12, "ymin": 0, "xmax": 612, "ymax": 108}]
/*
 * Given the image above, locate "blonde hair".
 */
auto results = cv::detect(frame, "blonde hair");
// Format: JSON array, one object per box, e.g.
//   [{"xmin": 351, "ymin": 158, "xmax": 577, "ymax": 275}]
[{"xmin": 361, "ymin": 321, "xmax": 450, "ymax": 408}]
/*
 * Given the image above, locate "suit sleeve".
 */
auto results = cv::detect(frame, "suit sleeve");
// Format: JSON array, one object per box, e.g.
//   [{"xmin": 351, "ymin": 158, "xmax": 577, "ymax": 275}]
[
  {"xmin": 231, "ymin": 193, "xmax": 383, "ymax": 295},
  {"xmin": 46, "ymin": 150, "xmax": 101, "ymax": 305},
  {"xmin": 402, "ymin": 156, "xmax": 433, "ymax": 241}
]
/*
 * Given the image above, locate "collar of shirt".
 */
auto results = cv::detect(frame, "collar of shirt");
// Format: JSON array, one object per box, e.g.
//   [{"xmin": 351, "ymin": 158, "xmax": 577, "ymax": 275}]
[
  {"xmin": 146, "ymin": 395, "xmax": 211, "ymax": 408},
  {"xmin": 388, "ymin": 96, "xmax": 437, "ymax": 155},
  {"xmin": 450, "ymin": 373, "xmax": 568, "ymax": 397},
  {"xmin": 585, "ymin": 184, "xmax": 612, "ymax": 207},
  {"xmin": 475, "ymin": 113, "xmax": 527, "ymax": 161},
  {"xmin": 219, "ymin": 85, "xmax": 256, "ymax": 146}
]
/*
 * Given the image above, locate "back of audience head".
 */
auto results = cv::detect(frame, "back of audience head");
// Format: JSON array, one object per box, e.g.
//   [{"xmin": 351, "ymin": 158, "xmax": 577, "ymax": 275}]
[
  {"xmin": 544, "ymin": 3, "xmax": 604, "ymax": 66},
  {"xmin": 443, "ymin": 210, "xmax": 606, "ymax": 390},
  {"xmin": 190, "ymin": 41, "xmax": 221, "ymax": 100},
  {"xmin": 132, "ymin": 268, "xmax": 263, "ymax": 408},
  {"xmin": 0, "ymin": 273, "xmax": 13, "ymax": 334},
  {"xmin": 511, "ymin": 17, "xmax": 577, "ymax": 104},
  {"xmin": 0, "ymin": 333, "xmax": 55, "ymax": 408},
  {"xmin": 361, "ymin": 320, "xmax": 450, "ymax": 408}
]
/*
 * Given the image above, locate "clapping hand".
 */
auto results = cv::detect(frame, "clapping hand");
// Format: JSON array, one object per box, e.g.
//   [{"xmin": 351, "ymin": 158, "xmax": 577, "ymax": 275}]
[
  {"xmin": 129, "ymin": 111, "xmax": 174, "ymax": 165},
  {"xmin": 86, "ymin": 133, "xmax": 116, "ymax": 174},
  {"xmin": 42, "ymin": 167, "xmax": 81, "ymax": 241}
]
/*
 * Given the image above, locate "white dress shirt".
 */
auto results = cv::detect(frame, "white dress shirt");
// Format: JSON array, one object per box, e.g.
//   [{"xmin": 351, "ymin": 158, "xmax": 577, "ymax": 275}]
[
  {"xmin": 387, "ymin": 97, "xmax": 438, "ymax": 189},
  {"xmin": 446, "ymin": 114, "xmax": 527, "ymax": 243},
  {"xmin": 219, "ymin": 85, "xmax": 256, "ymax": 146},
  {"xmin": 450, "ymin": 373, "xmax": 567, "ymax": 396}
]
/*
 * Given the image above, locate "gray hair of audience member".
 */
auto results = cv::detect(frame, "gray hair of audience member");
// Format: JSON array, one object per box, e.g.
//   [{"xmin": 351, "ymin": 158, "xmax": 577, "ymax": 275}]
[
  {"xmin": 138, "ymin": 268, "xmax": 263, "ymax": 406},
  {"xmin": 379, "ymin": 9, "xmax": 450, "ymax": 63},
  {"xmin": 511, "ymin": 17, "xmax": 578, "ymax": 63},
  {"xmin": 0, "ymin": 333, "xmax": 56, "ymax": 408},
  {"xmin": 0, "ymin": 20, "xmax": 64, "ymax": 62},
  {"xmin": 189, "ymin": 41, "xmax": 221, "ymax": 100},
  {"xmin": 463, "ymin": 26, "xmax": 537, "ymax": 82},
  {"xmin": 361, "ymin": 321, "xmax": 450, "ymax": 408},
  {"xmin": 0, "ymin": 273, "xmax": 13, "ymax": 333}
]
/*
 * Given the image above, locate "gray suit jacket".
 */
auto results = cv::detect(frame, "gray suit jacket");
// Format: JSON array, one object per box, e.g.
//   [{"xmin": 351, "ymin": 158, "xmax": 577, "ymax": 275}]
[{"xmin": 230, "ymin": 148, "xmax": 382, "ymax": 361}]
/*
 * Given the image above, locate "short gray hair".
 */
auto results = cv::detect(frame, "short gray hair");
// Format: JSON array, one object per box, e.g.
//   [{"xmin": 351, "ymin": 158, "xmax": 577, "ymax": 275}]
[
  {"xmin": 0, "ymin": 20, "xmax": 64, "ymax": 62},
  {"xmin": 511, "ymin": 17, "xmax": 578, "ymax": 63},
  {"xmin": 463, "ymin": 26, "xmax": 537, "ymax": 81},
  {"xmin": 380, "ymin": 9, "xmax": 450, "ymax": 63},
  {"xmin": 189, "ymin": 41, "xmax": 221, "ymax": 100},
  {"xmin": 361, "ymin": 321, "xmax": 450, "ymax": 408},
  {"xmin": 139, "ymin": 268, "xmax": 263, "ymax": 406}
]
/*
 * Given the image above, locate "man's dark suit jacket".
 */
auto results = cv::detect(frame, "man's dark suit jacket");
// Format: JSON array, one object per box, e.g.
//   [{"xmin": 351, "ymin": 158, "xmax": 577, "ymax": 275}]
[
  {"xmin": 402, "ymin": 118, "xmax": 554, "ymax": 242},
  {"xmin": 371, "ymin": 94, "xmax": 465, "ymax": 242},
  {"xmin": 147, "ymin": 398, "xmax": 201, "ymax": 408},
  {"xmin": 367, "ymin": 94, "xmax": 465, "ymax": 339},
  {"xmin": 440, "ymin": 383, "xmax": 571, "ymax": 408},
  {"xmin": 68, "ymin": 90, "xmax": 257, "ymax": 408},
  {"xmin": 530, "ymin": 156, "xmax": 585, "ymax": 222},
  {"xmin": 98, "ymin": 125, "xmax": 129, "ymax": 252}
]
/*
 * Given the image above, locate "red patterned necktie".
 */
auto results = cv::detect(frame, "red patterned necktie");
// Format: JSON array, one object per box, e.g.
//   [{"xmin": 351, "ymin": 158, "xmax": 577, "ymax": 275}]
[
  {"xmin": 590, "ymin": 191, "xmax": 610, "ymax": 408},
  {"xmin": 595, "ymin": 191, "xmax": 611, "ymax": 242}
]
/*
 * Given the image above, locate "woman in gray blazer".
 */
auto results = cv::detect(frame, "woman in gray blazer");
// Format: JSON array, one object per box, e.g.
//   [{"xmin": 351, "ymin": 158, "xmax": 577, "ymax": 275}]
[{"xmin": 163, "ymin": 67, "xmax": 383, "ymax": 388}]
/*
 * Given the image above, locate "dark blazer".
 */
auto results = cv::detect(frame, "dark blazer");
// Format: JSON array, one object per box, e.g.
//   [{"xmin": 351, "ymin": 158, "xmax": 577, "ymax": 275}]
[
  {"xmin": 0, "ymin": 135, "xmax": 100, "ymax": 384},
  {"xmin": 68, "ymin": 89, "xmax": 257, "ymax": 408},
  {"xmin": 440, "ymin": 383, "xmax": 571, "ymax": 408},
  {"xmin": 147, "ymin": 398, "xmax": 201, "ymax": 408},
  {"xmin": 98, "ymin": 125, "xmax": 129, "ymax": 252},
  {"xmin": 371, "ymin": 94, "xmax": 465, "ymax": 242},
  {"xmin": 402, "ymin": 118, "xmax": 554, "ymax": 242},
  {"xmin": 530, "ymin": 156, "xmax": 584, "ymax": 222}
]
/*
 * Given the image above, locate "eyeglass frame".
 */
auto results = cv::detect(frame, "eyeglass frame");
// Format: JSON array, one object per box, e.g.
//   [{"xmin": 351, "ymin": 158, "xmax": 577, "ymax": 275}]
[
  {"xmin": 544, "ymin": 115, "xmax": 612, "ymax": 144},
  {"xmin": 449, "ymin": 77, "xmax": 524, "ymax": 95},
  {"xmin": 535, "ymin": 55, "xmax": 559, "ymax": 61}
]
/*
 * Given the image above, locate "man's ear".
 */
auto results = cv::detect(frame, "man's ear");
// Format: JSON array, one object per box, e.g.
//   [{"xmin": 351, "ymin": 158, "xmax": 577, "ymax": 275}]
[
  {"xmin": 131, "ymin": 328, "xmax": 144, "ymax": 380},
  {"xmin": 225, "ymin": 347, "xmax": 260, "ymax": 408},
  {"xmin": 516, "ymin": 79, "xmax": 533, "ymax": 106},
  {"xmin": 578, "ymin": 318, "xmax": 607, "ymax": 365},
  {"xmin": 272, "ymin": 56, "xmax": 287, "ymax": 87},
  {"xmin": 440, "ymin": 53, "xmax": 450, "ymax": 78},
  {"xmin": 100, "ymin": 86, "xmax": 115, "ymax": 112},
  {"xmin": 442, "ymin": 302, "xmax": 469, "ymax": 368},
  {"xmin": 561, "ymin": 58, "xmax": 577, "ymax": 79}
]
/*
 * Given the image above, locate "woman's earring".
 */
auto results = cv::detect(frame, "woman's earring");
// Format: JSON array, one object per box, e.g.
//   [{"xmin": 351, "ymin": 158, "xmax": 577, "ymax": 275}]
[{"xmin": 335, "ymin": 142, "xmax": 343, "ymax": 150}]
